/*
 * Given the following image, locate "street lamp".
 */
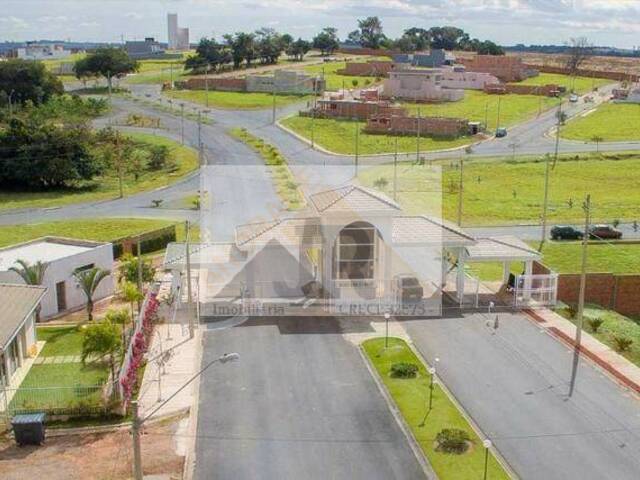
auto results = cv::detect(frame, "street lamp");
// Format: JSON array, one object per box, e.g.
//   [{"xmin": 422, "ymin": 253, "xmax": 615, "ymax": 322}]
[
  {"xmin": 483, "ymin": 438, "xmax": 492, "ymax": 480},
  {"xmin": 428, "ymin": 366, "xmax": 436, "ymax": 410},
  {"xmin": 131, "ymin": 352, "xmax": 240, "ymax": 480},
  {"xmin": 384, "ymin": 313, "xmax": 390, "ymax": 348}
]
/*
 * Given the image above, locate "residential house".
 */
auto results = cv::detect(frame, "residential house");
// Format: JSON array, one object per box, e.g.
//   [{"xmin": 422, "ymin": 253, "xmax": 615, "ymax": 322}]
[{"xmin": 383, "ymin": 69, "xmax": 464, "ymax": 102}]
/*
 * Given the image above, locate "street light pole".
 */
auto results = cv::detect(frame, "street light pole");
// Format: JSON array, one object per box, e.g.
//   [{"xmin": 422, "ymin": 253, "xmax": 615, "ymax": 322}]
[
  {"xmin": 131, "ymin": 353, "xmax": 240, "ymax": 480},
  {"xmin": 180, "ymin": 103, "xmax": 185, "ymax": 145},
  {"xmin": 483, "ymin": 439, "xmax": 492, "ymax": 480},
  {"xmin": 205, "ymin": 63, "xmax": 209, "ymax": 108},
  {"xmin": 416, "ymin": 106, "xmax": 421, "ymax": 163},
  {"xmin": 384, "ymin": 313, "xmax": 390, "ymax": 348},
  {"xmin": 393, "ymin": 136, "xmax": 398, "ymax": 201},
  {"xmin": 354, "ymin": 122, "xmax": 359, "ymax": 176},
  {"xmin": 568, "ymin": 194, "xmax": 591, "ymax": 398},
  {"xmin": 428, "ymin": 366, "xmax": 436, "ymax": 410},
  {"xmin": 457, "ymin": 156, "xmax": 464, "ymax": 226}
]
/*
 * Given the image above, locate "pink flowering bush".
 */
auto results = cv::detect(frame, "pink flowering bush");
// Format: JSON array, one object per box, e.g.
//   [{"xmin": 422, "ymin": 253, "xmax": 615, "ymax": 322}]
[{"xmin": 120, "ymin": 292, "xmax": 160, "ymax": 403}]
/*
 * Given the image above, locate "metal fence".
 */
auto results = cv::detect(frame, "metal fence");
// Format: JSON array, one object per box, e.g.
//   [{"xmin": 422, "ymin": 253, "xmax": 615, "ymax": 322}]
[{"xmin": 1, "ymin": 384, "xmax": 109, "ymax": 418}]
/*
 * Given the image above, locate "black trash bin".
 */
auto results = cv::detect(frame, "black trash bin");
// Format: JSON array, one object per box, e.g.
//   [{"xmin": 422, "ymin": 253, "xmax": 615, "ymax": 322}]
[{"xmin": 12, "ymin": 413, "xmax": 46, "ymax": 446}]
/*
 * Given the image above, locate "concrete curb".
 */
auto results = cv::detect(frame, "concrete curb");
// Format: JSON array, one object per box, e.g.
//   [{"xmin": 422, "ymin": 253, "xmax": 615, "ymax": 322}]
[
  {"xmin": 182, "ymin": 329, "xmax": 204, "ymax": 480},
  {"xmin": 404, "ymin": 338, "xmax": 519, "ymax": 480},
  {"xmin": 357, "ymin": 344, "xmax": 438, "ymax": 480},
  {"xmin": 275, "ymin": 117, "xmax": 479, "ymax": 159},
  {"xmin": 524, "ymin": 309, "xmax": 640, "ymax": 398}
]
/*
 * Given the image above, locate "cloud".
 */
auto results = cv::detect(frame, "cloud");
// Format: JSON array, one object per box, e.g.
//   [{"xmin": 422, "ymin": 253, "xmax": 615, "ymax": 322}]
[
  {"xmin": 0, "ymin": 16, "xmax": 29, "ymax": 29},
  {"xmin": 78, "ymin": 21, "xmax": 100, "ymax": 28},
  {"xmin": 124, "ymin": 12, "xmax": 143, "ymax": 20}
]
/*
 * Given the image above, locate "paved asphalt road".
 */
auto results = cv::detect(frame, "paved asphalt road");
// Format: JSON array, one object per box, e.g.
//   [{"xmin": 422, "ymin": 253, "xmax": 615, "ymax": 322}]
[
  {"xmin": 195, "ymin": 317, "xmax": 426, "ymax": 480},
  {"xmin": 404, "ymin": 312, "xmax": 640, "ymax": 480}
]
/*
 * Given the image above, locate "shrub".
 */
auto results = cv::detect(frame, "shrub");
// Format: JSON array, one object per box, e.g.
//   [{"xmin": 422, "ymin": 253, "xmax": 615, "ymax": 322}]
[
  {"xmin": 435, "ymin": 428, "xmax": 471, "ymax": 454},
  {"xmin": 613, "ymin": 335, "xmax": 633, "ymax": 352},
  {"xmin": 390, "ymin": 362, "xmax": 418, "ymax": 379},
  {"xmin": 373, "ymin": 177, "xmax": 389, "ymax": 189},
  {"xmin": 566, "ymin": 304, "xmax": 577, "ymax": 319},
  {"xmin": 587, "ymin": 317, "xmax": 604, "ymax": 333}
]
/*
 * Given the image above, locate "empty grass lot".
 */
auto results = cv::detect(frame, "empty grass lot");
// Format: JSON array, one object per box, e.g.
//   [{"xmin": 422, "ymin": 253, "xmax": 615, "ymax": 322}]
[
  {"xmin": 561, "ymin": 103, "xmax": 640, "ymax": 142},
  {"xmin": 302, "ymin": 61, "xmax": 380, "ymax": 91},
  {"xmin": 362, "ymin": 338, "xmax": 509, "ymax": 480},
  {"xmin": 281, "ymin": 116, "xmax": 473, "ymax": 155},
  {"xmin": 165, "ymin": 89, "xmax": 310, "ymax": 109},
  {"xmin": 0, "ymin": 133, "xmax": 199, "ymax": 211},
  {"xmin": 0, "ymin": 218, "xmax": 180, "ymax": 248},
  {"xmin": 516, "ymin": 73, "xmax": 611, "ymax": 95},
  {"xmin": 402, "ymin": 90, "xmax": 560, "ymax": 131},
  {"xmin": 359, "ymin": 153, "xmax": 640, "ymax": 225}
]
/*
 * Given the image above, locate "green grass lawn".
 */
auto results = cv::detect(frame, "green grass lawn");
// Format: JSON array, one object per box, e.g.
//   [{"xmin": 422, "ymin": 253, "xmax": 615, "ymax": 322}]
[
  {"xmin": 302, "ymin": 61, "xmax": 380, "ymax": 91},
  {"xmin": 0, "ymin": 133, "xmax": 198, "ymax": 211},
  {"xmin": 359, "ymin": 153, "xmax": 640, "ymax": 225},
  {"xmin": 229, "ymin": 128, "xmax": 305, "ymax": 210},
  {"xmin": 362, "ymin": 338, "xmax": 509, "ymax": 480},
  {"xmin": 540, "ymin": 242, "xmax": 640, "ymax": 274},
  {"xmin": 37, "ymin": 326, "xmax": 84, "ymax": 357},
  {"xmin": 516, "ymin": 73, "xmax": 611, "ymax": 95},
  {"xmin": 165, "ymin": 89, "xmax": 310, "ymax": 109},
  {"xmin": 281, "ymin": 116, "xmax": 472, "ymax": 155},
  {"xmin": 0, "ymin": 218, "xmax": 179, "ymax": 248},
  {"xmin": 402, "ymin": 90, "xmax": 560, "ymax": 131},
  {"xmin": 557, "ymin": 304, "xmax": 640, "ymax": 367},
  {"xmin": 561, "ymin": 103, "xmax": 640, "ymax": 142}
]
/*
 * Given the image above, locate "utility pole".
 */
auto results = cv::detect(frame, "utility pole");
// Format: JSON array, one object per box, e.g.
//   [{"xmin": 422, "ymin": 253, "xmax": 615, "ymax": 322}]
[
  {"xmin": 137, "ymin": 240, "xmax": 143, "ymax": 313},
  {"xmin": 311, "ymin": 107, "xmax": 315, "ymax": 149},
  {"xmin": 496, "ymin": 97, "xmax": 502, "ymax": 133},
  {"xmin": 131, "ymin": 400, "xmax": 143, "ymax": 480},
  {"xmin": 205, "ymin": 63, "xmax": 209, "ymax": 108},
  {"xmin": 457, "ymin": 156, "xmax": 464, "ymax": 226},
  {"xmin": 115, "ymin": 133, "xmax": 124, "ymax": 199},
  {"xmin": 180, "ymin": 103, "xmax": 185, "ymax": 145},
  {"xmin": 484, "ymin": 101, "xmax": 489, "ymax": 129},
  {"xmin": 354, "ymin": 123, "xmax": 359, "ymax": 176},
  {"xmin": 568, "ymin": 194, "xmax": 591, "ymax": 398},
  {"xmin": 393, "ymin": 136, "xmax": 398, "ymax": 201},
  {"xmin": 198, "ymin": 111, "xmax": 202, "ymax": 153},
  {"xmin": 272, "ymin": 84, "xmax": 277, "ymax": 124},
  {"xmin": 541, "ymin": 102, "xmax": 563, "ymax": 249},
  {"xmin": 416, "ymin": 107, "xmax": 421, "ymax": 162},
  {"xmin": 185, "ymin": 220, "xmax": 194, "ymax": 339},
  {"xmin": 170, "ymin": 62, "xmax": 174, "ymax": 89}
]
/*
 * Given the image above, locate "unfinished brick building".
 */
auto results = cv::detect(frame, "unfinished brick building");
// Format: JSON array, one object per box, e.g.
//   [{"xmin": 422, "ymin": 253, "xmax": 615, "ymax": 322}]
[
  {"xmin": 364, "ymin": 114, "xmax": 471, "ymax": 137},
  {"xmin": 484, "ymin": 83, "xmax": 561, "ymax": 96},
  {"xmin": 337, "ymin": 61, "xmax": 398, "ymax": 77},
  {"xmin": 383, "ymin": 70, "xmax": 464, "ymax": 102},
  {"xmin": 459, "ymin": 55, "xmax": 538, "ymax": 82},
  {"xmin": 303, "ymin": 98, "xmax": 407, "ymax": 120},
  {"xmin": 177, "ymin": 77, "xmax": 247, "ymax": 91}
]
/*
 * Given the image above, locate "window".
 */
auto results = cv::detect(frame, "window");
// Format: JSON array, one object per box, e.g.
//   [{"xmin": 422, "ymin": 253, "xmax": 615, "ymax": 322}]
[
  {"xmin": 74, "ymin": 263, "xmax": 94, "ymax": 273},
  {"xmin": 334, "ymin": 223, "xmax": 377, "ymax": 280}
]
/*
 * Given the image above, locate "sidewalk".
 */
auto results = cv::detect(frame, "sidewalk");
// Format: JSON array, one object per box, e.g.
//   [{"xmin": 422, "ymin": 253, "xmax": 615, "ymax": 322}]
[
  {"xmin": 527, "ymin": 308, "xmax": 640, "ymax": 394},
  {"xmin": 137, "ymin": 315, "xmax": 201, "ymax": 419}
]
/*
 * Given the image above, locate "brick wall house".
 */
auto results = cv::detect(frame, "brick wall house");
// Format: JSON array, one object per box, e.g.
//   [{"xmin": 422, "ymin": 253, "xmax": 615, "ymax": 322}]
[
  {"xmin": 484, "ymin": 83, "xmax": 561, "ymax": 96},
  {"xmin": 383, "ymin": 70, "xmax": 464, "ymax": 102},
  {"xmin": 304, "ymin": 99, "xmax": 407, "ymax": 120},
  {"xmin": 364, "ymin": 114, "xmax": 470, "ymax": 137},
  {"xmin": 459, "ymin": 55, "xmax": 537, "ymax": 82}
]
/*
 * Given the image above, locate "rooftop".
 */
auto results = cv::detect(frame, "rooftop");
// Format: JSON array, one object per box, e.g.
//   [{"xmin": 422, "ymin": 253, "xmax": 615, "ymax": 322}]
[
  {"xmin": 0, "ymin": 237, "xmax": 108, "ymax": 271},
  {"xmin": 0, "ymin": 283, "xmax": 46, "ymax": 348}
]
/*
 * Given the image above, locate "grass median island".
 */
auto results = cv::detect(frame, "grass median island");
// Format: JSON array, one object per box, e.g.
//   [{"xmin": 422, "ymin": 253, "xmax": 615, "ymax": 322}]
[
  {"xmin": 281, "ymin": 116, "xmax": 472, "ymax": 155},
  {"xmin": 516, "ymin": 73, "xmax": 611, "ymax": 95},
  {"xmin": 229, "ymin": 127, "xmax": 305, "ymax": 210},
  {"xmin": 0, "ymin": 132, "xmax": 199, "ymax": 211},
  {"xmin": 165, "ymin": 89, "xmax": 310, "ymax": 109},
  {"xmin": 362, "ymin": 337, "xmax": 509, "ymax": 480},
  {"xmin": 402, "ymin": 90, "xmax": 559, "ymax": 131},
  {"xmin": 359, "ymin": 152, "xmax": 640, "ymax": 225},
  {"xmin": 561, "ymin": 103, "xmax": 640, "ymax": 142},
  {"xmin": 0, "ymin": 218, "xmax": 180, "ymax": 248}
]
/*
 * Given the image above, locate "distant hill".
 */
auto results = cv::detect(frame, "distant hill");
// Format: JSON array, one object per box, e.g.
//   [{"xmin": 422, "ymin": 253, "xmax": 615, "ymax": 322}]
[{"xmin": 506, "ymin": 44, "xmax": 640, "ymax": 59}]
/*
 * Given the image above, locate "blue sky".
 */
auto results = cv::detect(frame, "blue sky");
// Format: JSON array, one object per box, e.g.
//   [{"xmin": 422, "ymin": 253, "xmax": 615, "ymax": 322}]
[{"xmin": 2, "ymin": 1, "xmax": 640, "ymax": 48}]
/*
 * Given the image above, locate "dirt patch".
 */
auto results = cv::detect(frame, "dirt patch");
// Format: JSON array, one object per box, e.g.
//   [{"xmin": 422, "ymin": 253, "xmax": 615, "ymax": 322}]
[{"xmin": 0, "ymin": 419, "xmax": 184, "ymax": 480}]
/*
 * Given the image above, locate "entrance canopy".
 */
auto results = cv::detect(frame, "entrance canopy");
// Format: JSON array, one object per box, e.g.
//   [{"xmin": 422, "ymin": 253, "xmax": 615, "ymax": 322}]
[{"xmin": 464, "ymin": 236, "xmax": 541, "ymax": 263}]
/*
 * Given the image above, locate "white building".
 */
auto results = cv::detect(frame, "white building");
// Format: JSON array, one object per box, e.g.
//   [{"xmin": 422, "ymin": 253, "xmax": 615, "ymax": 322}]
[
  {"xmin": 383, "ymin": 69, "xmax": 464, "ymax": 102},
  {"xmin": 16, "ymin": 43, "xmax": 70, "ymax": 60},
  {"xmin": 165, "ymin": 184, "xmax": 557, "ymax": 317},
  {"xmin": 0, "ymin": 284, "xmax": 45, "ymax": 390},
  {"xmin": 439, "ymin": 65, "xmax": 500, "ymax": 90},
  {"xmin": 167, "ymin": 13, "xmax": 190, "ymax": 51},
  {"xmin": 0, "ymin": 237, "xmax": 115, "ymax": 319}
]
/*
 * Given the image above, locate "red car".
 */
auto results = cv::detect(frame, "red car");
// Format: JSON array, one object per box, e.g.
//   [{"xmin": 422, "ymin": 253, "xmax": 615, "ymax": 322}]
[{"xmin": 589, "ymin": 225, "xmax": 622, "ymax": 240}]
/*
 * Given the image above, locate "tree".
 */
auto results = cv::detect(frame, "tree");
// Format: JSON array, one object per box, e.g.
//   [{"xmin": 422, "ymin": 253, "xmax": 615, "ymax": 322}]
[
  {"xmin": 0, "ymin": 118, "xmax": 101, "ymax": 189},
  {"xmin": 105, "ymin": 308, "xmax": 130, "ymax": 349},
  {"xmin": 9, "ymin": 259, "xmax": 48, "ymax": 321},
  {"xmin": 591, "ymin": 135, "xmax": 604, "ymax": 152},
  {"xmin": 392, "ymin": 35, "xmax": 417, "ymax": 53},
  {"xmin": 347, "ymin": 30, "xmax": 362, "ymax": 46},
  {"xmin": 74, "ymin": 47, "xmax": 139, "ymax": 91},
  {"xmin": 255, "ymin": 28, "xmax": 285, "ymax": 64},
  {"xmin": 286, "ymin": 38, "xmax": 311, "ymax": 61},
  {"xmin": 74, "ymin": 267, "xmax": 111, "ymax": 322},
  {"xmin": 185, "ymin": 38, "xmax": 232, "ymax": 72},
  {"xmin": 81, "ymin": 319, "xmax": 122, "ymax": 385},
  {"xmin": 0, "ymin": 59, "xmax": 63, "ymax": 107},
  {"xmin": 119, "ymin": 253, "xmax": 156, "ymax": 284},
  {"xmin": 223, "ymin": 32, "xmax": 256, "ymax": 68},
  {"xmin": 565, "ymin": 37, "xmax": 593, "ymax": 76},
  {"xmin": 357, "ymin": 16, "xmax": 385, "ymax": 49},
  {"xmin": 312, "ymin": 27, "xmax": 339, "ymax": 56},
  {"xmin": 121, "ymin": 281, "xmax": 143, "ymax": 323},
  {"xmin": 403, "ymin": 28, "xmax": 430, "ymax": 50},
  {"xmin": 428, "ymin": 26, "xmax": 469, "ymax": 50}
]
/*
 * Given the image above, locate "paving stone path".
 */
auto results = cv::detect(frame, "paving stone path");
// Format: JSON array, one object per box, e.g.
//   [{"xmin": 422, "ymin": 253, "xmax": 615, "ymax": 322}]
[{"xmin": 33, "ymin": 354, "xmax": 101, "ymax": 365}]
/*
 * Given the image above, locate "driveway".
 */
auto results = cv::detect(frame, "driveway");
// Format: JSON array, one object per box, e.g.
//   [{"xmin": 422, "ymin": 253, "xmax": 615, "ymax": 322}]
[
  {"xmin": 404, "ymin": 312, "xmax": 640, "ymax": 480},
  {"xmin": 194, "ymin": 317, "xmax": 425, "ymax": 480}
]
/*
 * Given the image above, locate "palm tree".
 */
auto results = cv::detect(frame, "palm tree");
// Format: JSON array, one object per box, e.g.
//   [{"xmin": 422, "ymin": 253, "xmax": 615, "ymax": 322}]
[
  {"xmin": 74, "ymin": 267, "xmax": 111, "ymax": 322},
  {"xmin": 10, "ymin": 259, "xmax": 48, "ymax": 321}
]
